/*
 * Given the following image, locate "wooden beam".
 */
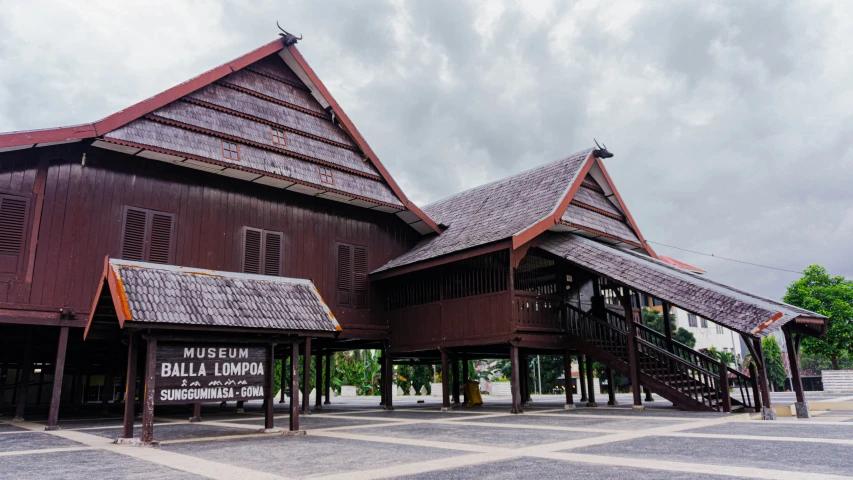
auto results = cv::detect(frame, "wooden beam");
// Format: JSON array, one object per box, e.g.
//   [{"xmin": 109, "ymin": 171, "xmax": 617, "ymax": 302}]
[
  {"xmin": 301, "ymin": 337, "xmax": 311, "ymax": 414},
  {"xmin": 45, "ymin": 326, "xmax": 69, "ymax": 430},
  {"xmin": 289, "ymin": 344, "xmax": 300, "ymax": 431},
  {"xmin": 122, "ymin": 333, "xmax": 138, "ymax": 438},
  {"xmin": 783, "ymin": 326, "xmax": 806, "ymax": 405},
  {"xmin": 314, "ymin": 353, "xmax": 322, "ymax": 409},
  {"xmin": 264, "ymin": 343, "xmax": 276, "ymax": 430},
  {"xmin": 563, "ymin": 350, "xmax": 575, "ymax": 408},
  {"xmin": 578, "ymin": 354, "xmax": 588, "ymax": 402},
  {"xmin": 752, "ymin": 338, "xmax": 773, "ymax": 411},
  {"xmin": 585, "ymin": 352, "xmax": 598, "ymax": 407},
  {"xmin": 140, "ymin": 337, "xmax": 157, "ymax": 443},
  {"xmin": 324, "ymin": 353, "xmax": 332, "ymax": 405},
  {"xmin": 441, "ymin": 349, "xmax": 451, "ymax": 411},
  {"xmin": 510, "ymin": 345, "xmax": 522, "ymax": 414}
]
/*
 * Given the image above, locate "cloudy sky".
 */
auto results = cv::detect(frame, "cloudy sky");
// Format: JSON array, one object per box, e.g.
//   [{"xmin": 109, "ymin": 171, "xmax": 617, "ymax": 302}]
[{"xmin": 1, "ymin": 0, "xmax": 850, "ymax": 300}]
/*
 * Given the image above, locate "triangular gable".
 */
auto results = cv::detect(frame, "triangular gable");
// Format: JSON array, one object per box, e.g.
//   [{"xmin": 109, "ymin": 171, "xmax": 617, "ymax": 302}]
[{"xmin": 0, "ymin": 38, "xmax": 439, "ymax": 234}]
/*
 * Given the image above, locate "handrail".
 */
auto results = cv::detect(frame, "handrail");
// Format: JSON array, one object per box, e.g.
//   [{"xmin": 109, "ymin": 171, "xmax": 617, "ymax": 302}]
[
  {"xmin": 566, "ymin": 304, "xmax": 626, "ymax": 335},
  {"xmin": 634, "ymin": 337, "xmax": 718, "ymax": 378}
]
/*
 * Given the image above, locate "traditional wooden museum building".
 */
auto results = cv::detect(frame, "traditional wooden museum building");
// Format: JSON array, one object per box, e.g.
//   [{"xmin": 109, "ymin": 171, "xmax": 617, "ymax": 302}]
[{"xmin": 0, "ymin": 34, "xmax": 828, "ymax": 434}]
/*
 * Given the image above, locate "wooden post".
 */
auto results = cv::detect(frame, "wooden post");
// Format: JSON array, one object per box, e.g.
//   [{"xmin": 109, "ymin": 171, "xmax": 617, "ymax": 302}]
[
  {"xmin": 441, "ymin": 349, "xmax": 451, "ymax": 411},
  {"xmin": 718, "ymin": 358, "xmax": 731, "ymax": 413},
  {"xmin": 521, "ymin": 353, "xmax": 530, "ymax": 405},
  {"xmin": 100, "ymin": 355, "xmax": 115, "ymax": 415},
  {"xmin": 289, "ymin": 344, "xmax": 300, "ymax": 432},
  {"xmin": 190, "ymin": 403, "xmax": 202, "ymax": 423},
  {"xmin": 13, "ymin": 328, "xmax": 33, "ymax": 422},
  {"xmin": 607, "ymin": 367, "xmax": 618, "ymax": 406},
  {"xmin": 462, "ymin": 358, "xmax": 469, "ymax": 405},
  {"xmin": 140, "ymin": 337, "xmax": 157, "ymax": 444},
  {"xmin": 379, "ymin": 347, "xmax": 387, "ymax": 406},
  {"xmin": 451, "ymin": 355, "xmax": 460, "ymax": 405},
  {"xmin": 314, "ymin": 353, "xmax": 322, "ymax": 409},
  {"xmin": 45, "ymin": 326, "xmax": 69, "ymax": 430},
  {"xmin": 578, "ymin": 354, "xmax": 588, "ymax": 402},
  {"xmin": 644, "ymin": 387, "xmax": 654, "ymax": 402},
  {"xmin": 661, "ymin": 301, "xmax": 674, "ymax": 352},
  {"xmin": 301, "ymin": 337, "xmax": 311, "ymax": 414},
  {"xmin": 122, "ymin": 333, "xmax": 138, "ymax": 438},
  {"xmin": 622, "ymin": 290, "xmax": 643, "ymax": 411},
  {"xmin": 563, "ymin": 350, "xmax": 575, "ymax": 409},
  {"xmin": 384, "ymin": 352, "xmax": 394, "ymax": 410},
  {"xmin": 783, "ymin": 326, "xmax": 809, "ymax": 418},
  {"xmin": 324, "ymin": 353, "xmax": 332, "ymax": 405},
  {"xmin": 748, "ymin": 362, "xmax": 762, "ymax": 412},
  {"xmin": 585, "ymin": 356, "xmax": 598, "ymax": 407},
  {"xmin": 36, "ymin": 369, "xmax": 45, "ymax": 406},
  {"xmin": 0, "ymin": 356, "xmax": 8, "ymax": 415},
  {"xmin": 264, "ymin": 343, "xmax": 276, "ymax": 430},
  {"xmin": 752, "ymin": 338, "xmax": 774, "ymax": 420},
  {"xmin": 279, "ymin": 355, "xmax": 287, "ymax": 403},
  {"xmin": 510, "ymin": 345, "xmax": 522, "ymax": 414}
]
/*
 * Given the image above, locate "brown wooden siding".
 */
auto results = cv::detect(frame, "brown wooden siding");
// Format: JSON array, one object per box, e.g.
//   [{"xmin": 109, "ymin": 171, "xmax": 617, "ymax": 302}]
[{"xmin": 0, "ymin": 144, "xmax": 418, "ymax": 334}]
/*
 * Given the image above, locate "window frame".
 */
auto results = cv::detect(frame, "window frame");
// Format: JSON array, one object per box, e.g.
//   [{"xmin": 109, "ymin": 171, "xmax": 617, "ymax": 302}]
[
  {"xmin": 0, "ymin": 192, "xmax": 33, "ymax": 280},
  {"xmin": 687, "ymin": 313, "xmax": 698, "ymax": 328},
  {"xmin": 221, "ymin": 140, "xmax": 240, "ymax": 161},
  {"xmin": 241, "ymin": 226, "xmax": 284, "ymax": 276},
  {"xmin": 119, "ymin": 205, "xmax": 176, "ymax": 265},
  {"xmin": 271, "ymin": 127, "xmax": 287, "ymax": 146},
  {"xmin": 318, "ymin": 166, "xmax": 335, "ymax": 185},
  {"xmin": 335, "ymin": 241, "xmax": 368, "ymax": 309}
]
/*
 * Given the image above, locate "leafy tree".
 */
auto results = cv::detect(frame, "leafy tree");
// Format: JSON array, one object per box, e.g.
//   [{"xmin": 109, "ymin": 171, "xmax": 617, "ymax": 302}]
[
  {"xmin": 761, "ymin": 336, "xmax": 787, "ymax": 391},
  {"xmin": 643, "ymin": 308, "xmax": 696, "ymax": 348},
  {"xmin": 783, "ymin": 264, "xmax": 853, "ymax": 370},
  {"xmin": 699, "ymin": 347, "xmax": 736, "ymax": 367},
  {"xmin": 332, "ymin": 350, "xmax": 382, "ymax": 395}
]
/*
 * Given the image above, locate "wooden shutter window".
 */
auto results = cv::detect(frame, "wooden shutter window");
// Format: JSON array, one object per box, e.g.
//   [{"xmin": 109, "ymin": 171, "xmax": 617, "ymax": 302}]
[
  {"xmin": 0, "ymin": 195, "xmax": 30, "ymax": 275},
  {"xmin": 120, "ymin": 206, "xmax": 175, "ymax": 264},
  {"xmin": 243, "ymin": 228, "xmax": 262, "ymax": 274},
  {"xmin": 353, "ymin": 246, "xmax": 368, "ymax": 308},
  {"xmin": 263, "ymin": 231, "xmax": 282, "ymax": 276},
  {"xmin": 336, "ymin": 243, "xmax": 352, "ymax": 306},
  {"xmin": 120, "ymin": 207, "xmax": 148, "ymax": 262}
]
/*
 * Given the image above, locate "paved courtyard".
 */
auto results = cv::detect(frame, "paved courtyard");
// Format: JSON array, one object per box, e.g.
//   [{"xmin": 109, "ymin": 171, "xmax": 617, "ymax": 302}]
[{"xmin": 2, "ymin": 393, "xmax": 853, "ymax": 479}]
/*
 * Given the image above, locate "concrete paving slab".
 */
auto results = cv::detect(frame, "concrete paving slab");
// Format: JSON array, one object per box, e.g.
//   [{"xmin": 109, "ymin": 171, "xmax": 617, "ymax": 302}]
[
  {"xmin": 354, "ymin": 410, "xmax": 490, "ymax": 421},
  {"xmin": 685, "ymin": 422, "xmax": 853, "ymax": 440},
  {"xmin": 0, "ymin": 423, "xmax": 27, "ymax": 432},
  {"xmin": 0, "ymin": 449, "xmax": 204, "ymax": 480},
  {"xmin": 462, "ymin": 414, "xmax": 682, "ymax": 431},
  {"xmin": 391, "ymin": 456, "xmax": 735, "ymax": 480},
  {"xmin": 0, "ymin": 431, "xmax": 84, "ymax": 452},
  {"xmin": 353, "ymin": 422, "xmax": 605, "ymax": 447},
  {"xmin": 568, "ymin": 435, "xmax": 853, "ymax": 476},
  {"xmin": 163, "ymin": 433, "xmax": 466, "ymax": 478},
  {"xmin": 218, "ymin": 415, "xmax": 394, "ymax": 430},
  {"xmin": 84, "ymin": 423, "xmax": 253, "ymax": 441}
]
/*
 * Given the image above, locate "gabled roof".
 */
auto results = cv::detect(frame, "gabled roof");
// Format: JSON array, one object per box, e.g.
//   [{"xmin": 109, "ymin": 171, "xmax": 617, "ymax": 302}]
[
  {"xmin": 0, "ymin": 38, "xmax": 439, "ymax": 234},
  {"xmin": 85, "ymin": 258, "xmax": 340, "ymax": 338},
  {"xmin": 373, "ymin": 148, "xmax": 656, "ymax": 276},
  {"xmin": 538, "ymin": 233, "xmax": 826, "ymax": 338},
  {"xmin": 659, "ymin": 255, "xmax": 706, "ymax": 274}
]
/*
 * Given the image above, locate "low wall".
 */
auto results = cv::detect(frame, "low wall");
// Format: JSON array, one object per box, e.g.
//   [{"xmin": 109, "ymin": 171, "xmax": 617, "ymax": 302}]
[{"xmin": 822, "ymin": 370, "xmax": 853, "ymax": 393}]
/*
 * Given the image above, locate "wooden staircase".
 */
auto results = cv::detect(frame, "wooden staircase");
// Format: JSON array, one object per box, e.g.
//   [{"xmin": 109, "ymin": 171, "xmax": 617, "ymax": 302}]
[{"xmin": 565, "ymin": 304, "xmax": 758, "ymax": 413}]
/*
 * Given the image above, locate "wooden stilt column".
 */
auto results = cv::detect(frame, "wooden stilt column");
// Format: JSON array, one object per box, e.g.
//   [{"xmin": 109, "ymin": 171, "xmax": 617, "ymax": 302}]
[
  {"xmin": 122, "ymin": 333, "xmax": 138, "ymax": 439},
  {"xmin": 264, "ymin": 343, "xmax": 276, "ymax": 430},
  {"xmin": 521, "ymin": 353, "xmax": 530, "ymax": 405},
  {"xmin": 36, "ymin": 369, "xmax": 45, "ymax": 406},
  {"xmin": 451, "ymin": 355, "xmax": 460, "ymax": 405},
  {"xmin": 462, "ymin": 358, "xmax": 469, "ymax": 405},
  {"xmin": 384, "ymin": 352, "xmax": 394, "ymax": 410},
  {"xmin": 752, "ymin": 337, "xmax": 775, "ymax": 420},
  {"xmin": 578, "ymin": 354, "xmax": 588, "ymax": 402},
  {"xmin": 140, "ymin": 337, "xmax": 157, "ymax": 444},
  {"xmin": 662, "ymin": 301, "xmax": 674, "ymax": 353},
  {"xmin": 563, "ymin": 350, "xmax": 575, "ymax": 409},
  {"xmin": 783, "ymin": 326, "xmax": 809, "ymax": 418},
  {"xmin": 101, "ymin": 355, "xmax": 115, "ymax": 415},
  {"xmin": 189, "ymin": 403, "xmax": 201, "ymax": 423},
  {"xmin": 324, "ymin": 353, "xmax": 332, "ymax": 405},
  {"xmin": 379, "ymin": 347, "xmax": 387, "ymax": 406},
  {"xmin": 510, "ymin": 345, "xmax": 522, "ymax": 414},
  {"xmin": 288, "ymin": 344, "xmax": 301, "ymax": 433},
  {"xmin": 644, "ymin": 387, "xmax": 654, "ymax": 402},
  {"xmin": 12, "ymin": 327, "xmax": 34, "ymax": 422},
  {"xmin": 314, "ymin": 353, "xmax": 323, "ymax": 409},
  {"xmin": 585, "ymin": 356, "xmax": 598, "ymax": 407},
  {"xmin": 279, "ymin": 355, "xmax": 288, "ymax": 403},
  {"xmin": 748, "ymin": 362, "xmax": 762, "ymax": 412},
  {"xmin": 45, "ymin": 326, "xmax": 69, "ymax": 430},
  {"xmin": 301, "ymin": 337, "xmax": 311, "ymax": 415},
  {"xmin": 0, "ymin": 355, "xmax": 8, "ymax": 416},
  {"xmin": 441, "ymin": 349, "xmax": 451, "ymax": 412},
  {"xmin": 607, "ymin": 367, "xmax": 618, "ymax": 406},
  {"xmin": 622, "ymin": 289, "xmax": 643, "ymax": 411}
]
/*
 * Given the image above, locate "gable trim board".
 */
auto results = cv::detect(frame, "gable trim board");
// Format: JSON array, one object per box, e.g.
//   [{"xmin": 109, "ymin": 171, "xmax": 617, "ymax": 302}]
[{"xmin": 0, "ymin": 38, "xmax": 439, "ymax": 234}]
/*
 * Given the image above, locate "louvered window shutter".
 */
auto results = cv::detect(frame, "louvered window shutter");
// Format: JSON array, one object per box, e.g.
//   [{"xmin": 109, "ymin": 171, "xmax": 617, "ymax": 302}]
[
  {"xmin": 243, "ymin": 228, "xmax": 262, "ymax": 274},
  {"xmin": 263, "ymin": 231, "xmax": 282, "ymax": 276},
  {"xmin": 121, "ymin": 207, "xmax": 175, "ymax": 264},
  {"xmin": 336, "ymin": 243, "xmax": 352, "ymax": 306},
  {"xmin": 353, "ymin": 246, "xmax": 368, "ymax": 308},
  {"xmin": 0, "ymin": 195, "xmax": 30, "ymax": 276},
  {"xmin": 120, "ymin": 207, "xmax": 148, "ymax": 261},
  {"xmin": 148, "ymin": 212, "xmax": 174, "ymax": 264}
]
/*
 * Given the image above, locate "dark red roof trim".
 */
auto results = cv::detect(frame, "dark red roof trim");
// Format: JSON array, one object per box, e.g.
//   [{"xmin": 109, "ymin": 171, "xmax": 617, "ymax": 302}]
[
  {"xmin": 570, "ymin": 199, "xmax": 625, "ymax": 221},
  {"xmin": 145, "ymin": 114, "xmax": 382, "ymax": 180},
  {"xmin": 97, "ymin": 137, "xmax": 404, "ymax": 210},
  {"xmin": 558, "ymin": 220, "xmax": 644, "ymax": 248},
  {"xmin": 581, "ymin": 179, "xmax": 604, "ymax": 193},
  {"xmin": 217, "ymin": 81, "xmax": 329, "ymax": 120},
  {"xmin": 182, "ymin": 98, "xmax": 359, "ymax": 152},
  {"xmin": 245, "ymin": 66, "xmax": 311, "ymax": 92}
]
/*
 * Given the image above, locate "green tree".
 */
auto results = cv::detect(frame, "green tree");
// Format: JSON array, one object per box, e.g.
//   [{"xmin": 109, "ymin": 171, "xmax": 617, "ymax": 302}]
[
  {"xmin": 761, "ymin": 336, "xmax": 787, "ymax": 391},
  {"xmin": 643, "ymin": 308, "xmax": 697, "ymax": 348},
  {"xmin": 332, "ymin": 350, "xmax": 382, "ymax": 395},
  {"xmin": 783, "ymin": 264, "xmax": 853, "ymax": 370},
  {"xmin": 699, "ymin": 347, "xmax": 736, "ymax": 367}
]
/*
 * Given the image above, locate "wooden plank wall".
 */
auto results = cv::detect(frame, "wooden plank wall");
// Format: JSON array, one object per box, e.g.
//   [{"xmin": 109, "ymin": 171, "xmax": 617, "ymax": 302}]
[{"xmin": 0, "ymin": 145, "xmax": 419, "ymax": 333}]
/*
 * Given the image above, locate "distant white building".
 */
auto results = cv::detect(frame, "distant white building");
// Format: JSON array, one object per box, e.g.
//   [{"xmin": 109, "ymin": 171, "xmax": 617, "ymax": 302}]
[{"xmin": 657, "ymin": 256, "xmax": 744, "ymax": 367}]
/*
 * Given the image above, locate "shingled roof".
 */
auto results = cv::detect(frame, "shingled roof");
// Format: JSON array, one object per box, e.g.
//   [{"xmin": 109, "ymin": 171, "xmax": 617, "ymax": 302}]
[
  {"xmin": 538, "ymin": 233, "xmax": 826, "ymax": 337},
  {"xmin": 0, "ymin": 38, "xmax": 439, "ymax": 234},
  {"xmin": 86, "ymin": 259, "xmax": 340, "ymax": 336}
]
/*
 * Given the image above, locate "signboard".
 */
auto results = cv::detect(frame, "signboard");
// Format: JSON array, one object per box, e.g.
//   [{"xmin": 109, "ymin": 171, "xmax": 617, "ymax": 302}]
[{"xmin": 155, "ymin": 343, "xmax": 268, "ymax": 405}]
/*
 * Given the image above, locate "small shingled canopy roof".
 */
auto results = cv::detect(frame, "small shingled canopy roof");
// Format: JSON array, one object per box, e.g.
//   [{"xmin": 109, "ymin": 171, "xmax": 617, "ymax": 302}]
[
  {"xmin": 538, "ymin": 233, "xmax": 827, "ymax": 338},
  {"xmin": 85, "ymin": 258, "xmax": 340, "ymax": 339}
]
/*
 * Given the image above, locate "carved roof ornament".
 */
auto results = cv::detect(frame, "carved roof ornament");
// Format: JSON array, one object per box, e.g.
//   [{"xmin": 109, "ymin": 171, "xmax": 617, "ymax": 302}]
[
  {"xmin": 277, "ymin": 21, "xmax": 302, "ymax": 46},
  {"xmin": 593, "ymin": 139, "xmax": 614, "ymax": 159}
]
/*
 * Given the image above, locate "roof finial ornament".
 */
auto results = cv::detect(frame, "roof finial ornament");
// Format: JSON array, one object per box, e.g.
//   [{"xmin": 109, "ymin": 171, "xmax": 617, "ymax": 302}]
[
  {"xmin": 277, "ymin": 21, "xmax": 302, "ymax": 46},
  {"xmin": 593, "ymin": 139, "xmax": 614, "ymax": 159}
]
